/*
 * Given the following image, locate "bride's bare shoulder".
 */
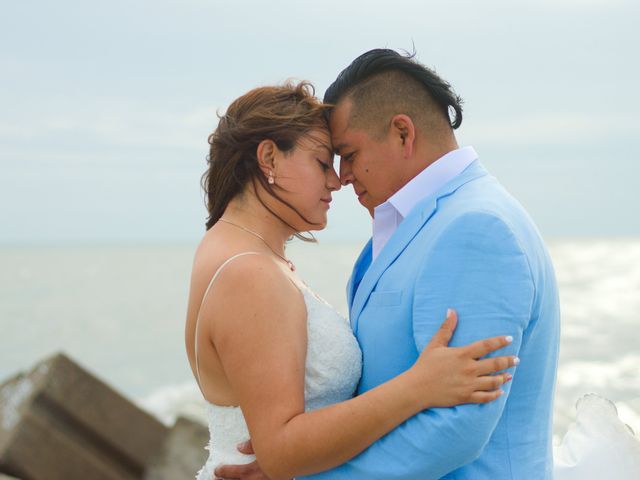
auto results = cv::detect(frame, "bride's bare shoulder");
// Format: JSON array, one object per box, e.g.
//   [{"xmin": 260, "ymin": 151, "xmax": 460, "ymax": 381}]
[
  {"xmin": 217, "ymin": 254, "xmax": 298, "ymax": 302},
  {"xmin": 191, "ymin": 229, "xmax": 250, "ymax": 276}
]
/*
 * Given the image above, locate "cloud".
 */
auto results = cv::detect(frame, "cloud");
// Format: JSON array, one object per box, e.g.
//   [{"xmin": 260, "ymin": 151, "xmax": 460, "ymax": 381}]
[
  {"xmin": 462, "ymin": 112, "xmax": 639, "ymax": 147},
  {"xmin": 533, "ymin": 0, "xmax": 633, "ymax": 6},
  {"xmin": 0, "ymin": 97, "xmax": 219, "ymax": 157}
]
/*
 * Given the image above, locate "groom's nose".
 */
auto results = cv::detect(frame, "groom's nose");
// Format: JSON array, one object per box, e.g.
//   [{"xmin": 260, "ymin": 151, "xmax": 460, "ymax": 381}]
[{"xmin": 339, "ymin": 160, "xmax": 354, "ymax": 186}]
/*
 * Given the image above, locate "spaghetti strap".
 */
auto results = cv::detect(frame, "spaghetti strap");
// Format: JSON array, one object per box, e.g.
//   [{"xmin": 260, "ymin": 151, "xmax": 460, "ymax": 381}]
[{"xmin": 194, "ymin": 252, "xmax": 260, "ymax": 397}]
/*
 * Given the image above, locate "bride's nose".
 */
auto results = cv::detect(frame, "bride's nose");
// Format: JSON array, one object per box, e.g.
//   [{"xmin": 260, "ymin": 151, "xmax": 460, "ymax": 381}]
[{"xmin": 327, "ymin": 167, "xmax": 341, "ymax": 191}]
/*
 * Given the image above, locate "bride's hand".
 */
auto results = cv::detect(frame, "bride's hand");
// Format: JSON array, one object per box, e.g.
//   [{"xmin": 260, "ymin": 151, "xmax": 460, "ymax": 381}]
[{"xmin": 409, "ymin": 308, "xmax": 518, "ymax": 409}]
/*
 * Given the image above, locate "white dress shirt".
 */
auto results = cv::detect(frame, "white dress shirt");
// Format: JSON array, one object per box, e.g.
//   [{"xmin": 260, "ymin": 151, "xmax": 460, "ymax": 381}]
[{"xmin": 372, "ymin": 146, "xmax": 478, "ymax": 261}]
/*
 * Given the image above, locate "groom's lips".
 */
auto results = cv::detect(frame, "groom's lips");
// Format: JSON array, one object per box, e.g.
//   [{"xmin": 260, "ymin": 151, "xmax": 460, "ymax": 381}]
[{"xmin": 356, "ymin": 190, "xmax": 367, "ymax": 202}]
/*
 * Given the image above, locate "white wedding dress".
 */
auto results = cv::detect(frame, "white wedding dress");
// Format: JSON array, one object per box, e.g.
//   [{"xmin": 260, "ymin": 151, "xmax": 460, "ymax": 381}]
[
  {"xmin": 191, "ymin": 253, "xmax": 640, "ymax": 480},
  {"xmin": 193, "ymin": 252, "xmax": 362, "ymax": 480}
]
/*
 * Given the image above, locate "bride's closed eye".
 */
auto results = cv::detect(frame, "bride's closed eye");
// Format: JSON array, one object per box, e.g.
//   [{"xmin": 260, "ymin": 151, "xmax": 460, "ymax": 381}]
[{"xmin": 316, "ymin": 158, "xmax": 331, "ymax": 171}]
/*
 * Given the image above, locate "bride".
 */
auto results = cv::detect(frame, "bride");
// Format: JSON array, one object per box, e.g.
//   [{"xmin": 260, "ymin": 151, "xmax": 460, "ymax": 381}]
[{"xmin": 184, "ymin": 82, "xmax": 517, "ymax": 480}]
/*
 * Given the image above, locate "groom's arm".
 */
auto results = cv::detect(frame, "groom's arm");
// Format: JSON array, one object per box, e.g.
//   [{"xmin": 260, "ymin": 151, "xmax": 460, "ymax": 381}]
[{"xmin": 300, "ymin": 211, "xmax": 535, "ymax": 480}]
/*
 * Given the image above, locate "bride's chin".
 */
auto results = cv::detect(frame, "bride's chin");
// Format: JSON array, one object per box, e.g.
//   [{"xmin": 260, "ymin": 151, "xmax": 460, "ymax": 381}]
[
  {"xmin": 300, "ymin": 218, "xmax": 328, "ymax": 233},
  {"xmin": 285, "ymin": 209, "xmax": 328, "ymax": 233}
]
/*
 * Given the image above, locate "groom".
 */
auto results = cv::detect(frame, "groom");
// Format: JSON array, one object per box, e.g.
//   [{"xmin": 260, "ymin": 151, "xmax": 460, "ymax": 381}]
[{"xmin": 216, "ymin": 49, "xmax": 560, "ymax": 479}]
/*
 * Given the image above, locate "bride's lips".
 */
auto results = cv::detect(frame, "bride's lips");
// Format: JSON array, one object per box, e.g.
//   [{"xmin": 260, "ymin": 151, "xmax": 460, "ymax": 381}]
[{"xmin": 321, "ymin": 197, "xmax": 332, "ymax": 208}]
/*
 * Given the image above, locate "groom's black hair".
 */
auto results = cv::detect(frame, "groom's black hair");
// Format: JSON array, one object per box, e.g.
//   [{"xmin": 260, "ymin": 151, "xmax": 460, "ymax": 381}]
[{"xmin": 324, "ymin": 48, "xmax": 463, "ymax": 131}]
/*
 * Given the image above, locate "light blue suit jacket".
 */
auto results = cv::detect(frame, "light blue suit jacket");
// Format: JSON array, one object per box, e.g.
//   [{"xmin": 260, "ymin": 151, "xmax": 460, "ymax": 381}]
[{"xmin": 301, "ymin": 160, "xmax": 560, "ymax": 479}]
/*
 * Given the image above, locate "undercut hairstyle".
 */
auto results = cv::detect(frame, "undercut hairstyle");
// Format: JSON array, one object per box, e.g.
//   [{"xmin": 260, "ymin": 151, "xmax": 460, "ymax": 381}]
[
  {"xmin": 324, "ymin": 49, "xmax": 463, "ymax": 137},
  {"xmin": 202, "ymin": 81, "xmax": 330, "ymax": 239}
]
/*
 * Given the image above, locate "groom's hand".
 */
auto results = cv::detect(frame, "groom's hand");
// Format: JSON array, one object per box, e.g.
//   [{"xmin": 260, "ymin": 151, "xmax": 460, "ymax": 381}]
[{"xmin": 214, "ymin": 440, "xmax": 275, "ymax": 480}]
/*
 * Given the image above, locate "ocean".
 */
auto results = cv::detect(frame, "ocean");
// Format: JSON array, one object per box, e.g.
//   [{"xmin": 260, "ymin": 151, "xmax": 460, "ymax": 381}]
[{"xmin": 1, "ymin": 239, "xmax": 639, "ymax": 441}]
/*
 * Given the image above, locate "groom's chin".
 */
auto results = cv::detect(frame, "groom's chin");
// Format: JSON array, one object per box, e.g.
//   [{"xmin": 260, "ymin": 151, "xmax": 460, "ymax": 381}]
[
  {"xmin": 362, "ymin": 203, "xmax": 374, "ymax": 218},
  {"xmin": 358, "ymin": 196, "xmax": 377, "ymax": 218}
]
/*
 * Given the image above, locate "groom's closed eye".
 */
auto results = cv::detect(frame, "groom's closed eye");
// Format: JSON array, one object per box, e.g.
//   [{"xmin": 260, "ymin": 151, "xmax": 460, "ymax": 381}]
[{"xmin": 341, "ymin": 152, "xmax": 356, "ymax": 163}]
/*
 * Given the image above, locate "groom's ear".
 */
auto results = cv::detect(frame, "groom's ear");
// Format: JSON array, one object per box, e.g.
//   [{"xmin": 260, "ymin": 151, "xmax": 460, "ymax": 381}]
[
  {"xmin": 256, "ymin": 139, "xmax": 278, "ymax": 176},
  {"xmin": 390, "ymin": 114, "xmax": 415, "ymax": 159}
]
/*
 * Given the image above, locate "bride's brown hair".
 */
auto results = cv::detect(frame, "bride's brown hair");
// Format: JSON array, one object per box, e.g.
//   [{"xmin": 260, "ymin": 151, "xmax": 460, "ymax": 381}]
[{"xmin": 201, "ymin": 81, "xmax": 331, "ymax": 239}]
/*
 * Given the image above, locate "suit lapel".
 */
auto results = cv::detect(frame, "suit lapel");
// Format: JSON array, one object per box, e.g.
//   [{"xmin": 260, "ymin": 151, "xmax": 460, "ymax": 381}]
[
  {"xmin": 349, "ymin": 160, "xmax": 489, "ymax": 334},
  {"xmin": 347, "ymin": 240, "xmax": 372, "ymax": 328},
  {"xmin": 350, "ymin": 199, "xmax": 438, "ymax": 333}
]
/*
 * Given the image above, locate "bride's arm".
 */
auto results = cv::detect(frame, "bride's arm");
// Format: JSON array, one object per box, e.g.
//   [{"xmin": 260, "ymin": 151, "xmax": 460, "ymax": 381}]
[{"xmin": 206, "ymin": 255, "xmax": 514, "ymax": 480}]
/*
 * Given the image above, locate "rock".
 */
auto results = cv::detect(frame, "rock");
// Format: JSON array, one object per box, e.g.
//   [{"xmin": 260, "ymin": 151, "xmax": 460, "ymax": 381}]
[
  {"xmin": 144, "ymin": 416, "xmax": 209, "ymax": 480},
  {"xmin": 0, "ymin": 353, "xmax": 168, "ymax": 480}
]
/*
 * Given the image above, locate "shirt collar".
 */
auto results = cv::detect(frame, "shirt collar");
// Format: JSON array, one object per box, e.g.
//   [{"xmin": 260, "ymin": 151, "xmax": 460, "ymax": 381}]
[{"xmin": 382, "ymin": 146, "xmax": 478, "ymax": 219}]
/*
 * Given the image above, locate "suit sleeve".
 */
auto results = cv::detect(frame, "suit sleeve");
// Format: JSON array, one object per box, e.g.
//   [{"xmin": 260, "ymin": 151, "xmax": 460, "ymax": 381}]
[{"xmin": 300, "ymin": 212, "xmax": 535, "ymax": 479}]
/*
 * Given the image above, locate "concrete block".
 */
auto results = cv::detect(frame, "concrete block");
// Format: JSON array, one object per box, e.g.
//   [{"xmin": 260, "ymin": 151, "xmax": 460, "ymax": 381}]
[
  {"xmin": 144, "ymin": 416, "xmax": 209, "ymax": 480},
  {"xmin": 0, "ymin": 353, "xmax": 168, "ymax": 480}
]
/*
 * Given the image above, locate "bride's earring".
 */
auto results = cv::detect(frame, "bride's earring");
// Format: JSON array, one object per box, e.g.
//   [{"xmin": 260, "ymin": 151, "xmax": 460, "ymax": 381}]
[{"xmin": 268, "ymin": 170, "xmax": 275, "ymax": 185}]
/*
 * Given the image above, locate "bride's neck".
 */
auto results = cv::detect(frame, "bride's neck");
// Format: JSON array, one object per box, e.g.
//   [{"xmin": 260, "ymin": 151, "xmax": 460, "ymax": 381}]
[{"xmin": 222, "ymin": 193, "xmax": 294, "ymax": 255}]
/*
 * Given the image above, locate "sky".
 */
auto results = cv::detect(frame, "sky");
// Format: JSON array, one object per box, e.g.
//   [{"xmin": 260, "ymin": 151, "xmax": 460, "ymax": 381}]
[{"xmin": 1, "ymin": 0, "xmax": 639, "ymax": 245}]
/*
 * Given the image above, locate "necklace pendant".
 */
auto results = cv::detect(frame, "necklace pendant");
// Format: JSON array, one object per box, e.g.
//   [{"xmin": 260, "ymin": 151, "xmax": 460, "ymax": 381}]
[{"xmin": 287, "ymin": 261, "xmax": 296, "ymax": 272}]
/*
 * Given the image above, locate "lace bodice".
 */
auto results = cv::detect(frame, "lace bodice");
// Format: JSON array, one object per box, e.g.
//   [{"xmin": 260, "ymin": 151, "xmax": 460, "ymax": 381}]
[{"xmin": 194, "ymin": 253, "xmax": 362, "ymax": 480}]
